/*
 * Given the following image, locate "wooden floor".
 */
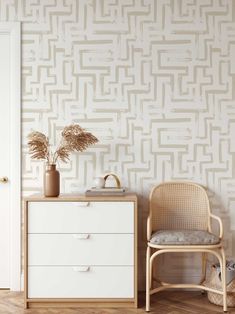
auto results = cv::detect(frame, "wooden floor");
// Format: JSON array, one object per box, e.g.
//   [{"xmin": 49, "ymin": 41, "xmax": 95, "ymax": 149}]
[{"xmin": 0, "ymin": 291, "xmax": 235, "ymax": 314}]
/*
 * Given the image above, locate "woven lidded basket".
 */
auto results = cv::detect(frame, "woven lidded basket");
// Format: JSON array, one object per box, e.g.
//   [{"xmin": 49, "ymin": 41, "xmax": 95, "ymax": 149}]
[{"xmin": 205, "ymin": 265, "xmax": 235, "ymax": 307}]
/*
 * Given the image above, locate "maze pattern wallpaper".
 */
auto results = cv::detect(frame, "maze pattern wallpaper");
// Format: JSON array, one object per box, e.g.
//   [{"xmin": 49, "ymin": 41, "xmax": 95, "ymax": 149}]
[{"xmin": 1, "ymin": 0, "xmax": 235, "ymax": 288}]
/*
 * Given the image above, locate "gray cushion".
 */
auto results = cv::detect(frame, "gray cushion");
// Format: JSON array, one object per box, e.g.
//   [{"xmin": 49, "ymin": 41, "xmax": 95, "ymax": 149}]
[{"xmin": 150, "ymin": 230, "xmax": 220, "ymax": 245}]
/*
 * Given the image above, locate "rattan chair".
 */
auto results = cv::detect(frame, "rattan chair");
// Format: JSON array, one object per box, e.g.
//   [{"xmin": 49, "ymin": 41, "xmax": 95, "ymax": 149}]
[{"xmin": 146, "ymin": 181, "xmax": 227, "ymax": 312}]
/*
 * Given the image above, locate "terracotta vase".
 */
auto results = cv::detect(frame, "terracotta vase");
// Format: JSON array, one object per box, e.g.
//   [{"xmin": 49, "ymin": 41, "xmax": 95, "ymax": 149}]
[{"xmin": 44, "ymin": 164, "xmax": 60, "ymax": 197}]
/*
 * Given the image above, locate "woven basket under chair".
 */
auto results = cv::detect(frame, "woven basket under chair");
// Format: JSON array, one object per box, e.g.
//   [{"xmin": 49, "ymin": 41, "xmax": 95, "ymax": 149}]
[{"xmin": 205, "ymin": 265, "xmax": 235, "ymax": 307}]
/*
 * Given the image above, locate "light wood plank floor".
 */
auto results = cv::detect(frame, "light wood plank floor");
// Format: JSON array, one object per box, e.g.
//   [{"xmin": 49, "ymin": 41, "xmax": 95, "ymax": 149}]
[{"xmin": 0, "ymin": 291, "xmax": 235, "ymax": 314}]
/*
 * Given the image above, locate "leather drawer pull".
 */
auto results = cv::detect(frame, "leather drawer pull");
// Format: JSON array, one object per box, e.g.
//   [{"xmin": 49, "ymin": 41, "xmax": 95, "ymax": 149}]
[
  {"xmin": 76, "ymin": 202, "xmax": 90, "ymax": 207},
  {"xmin": 73, "ymin": 234, "xmax": 90, "ymax": 239},
  {"xmin": 73, "ymin": 266, "xmax": 90, "ymax": 272}
]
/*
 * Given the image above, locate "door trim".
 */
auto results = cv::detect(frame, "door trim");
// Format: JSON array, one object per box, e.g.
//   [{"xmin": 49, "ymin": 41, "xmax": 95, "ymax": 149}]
[{"xmin": 0, "ymin": 22, "xmax": 21, "ymax": 291}]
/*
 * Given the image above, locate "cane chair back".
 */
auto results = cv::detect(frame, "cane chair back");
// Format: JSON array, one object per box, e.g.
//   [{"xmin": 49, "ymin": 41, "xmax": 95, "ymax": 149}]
[{"xmin": 149, "ymin": 182, "xmax": 211, "ymax": 232}]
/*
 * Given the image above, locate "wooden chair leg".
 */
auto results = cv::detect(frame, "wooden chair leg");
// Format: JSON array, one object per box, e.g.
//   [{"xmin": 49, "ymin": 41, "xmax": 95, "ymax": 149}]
[
  {"xmin": 220, "ymin": 248, "xmax": 227, "ymax": 312},
  {"xmin": 146, "ymin": 246, "xmax": 150, "ymax": 312},
  {"xmin": 150, "ymin": 248, "xmax": 155, "ymax": 289}
]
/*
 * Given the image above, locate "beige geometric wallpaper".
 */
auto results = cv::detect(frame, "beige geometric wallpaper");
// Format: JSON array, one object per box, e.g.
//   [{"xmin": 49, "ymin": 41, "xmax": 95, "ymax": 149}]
[{"xmin": 1, "ymin": 0, "xmax": 235, "ymax": 289}]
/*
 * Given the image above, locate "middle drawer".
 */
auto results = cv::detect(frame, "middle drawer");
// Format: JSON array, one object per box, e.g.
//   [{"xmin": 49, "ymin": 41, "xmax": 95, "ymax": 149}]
[{"xmin": 28, "ymin": 234, "xmax": 134, "ymax": 266}]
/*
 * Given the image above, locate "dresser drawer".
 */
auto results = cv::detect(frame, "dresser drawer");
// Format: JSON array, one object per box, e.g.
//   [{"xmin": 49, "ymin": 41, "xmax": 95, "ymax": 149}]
[
  {"xmin": 28, "ymin": 234, "xmax": 134, "ymax": 266},
  {"xmin": 28, "ymin": 266, "xmax": 134, "ymax": 298},
  {"xmin": 28, "ymin": 201, "xmax": 134, "ymax": 234}
]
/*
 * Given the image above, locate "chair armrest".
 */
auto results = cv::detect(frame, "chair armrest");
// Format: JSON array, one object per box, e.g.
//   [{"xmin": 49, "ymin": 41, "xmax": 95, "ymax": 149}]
[
  {"xmin": 147, "ymin": 216, "xmax": 152, "ymax": 241},
  {"xmin": 210, "ymin": 213, "xmax": 223, "ymax": 239}
]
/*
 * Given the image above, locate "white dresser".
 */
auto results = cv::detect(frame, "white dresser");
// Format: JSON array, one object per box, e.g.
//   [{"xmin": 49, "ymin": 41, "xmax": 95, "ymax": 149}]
[{"xmin": 24, "ymin": 194, "xmax": 137, "ymax": 309}]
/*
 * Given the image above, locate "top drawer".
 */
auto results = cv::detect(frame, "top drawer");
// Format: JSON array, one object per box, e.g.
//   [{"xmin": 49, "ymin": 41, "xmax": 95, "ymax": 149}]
[{"xmin": 28, "ymin": 201, "xmax": 134, "ymax": 234}]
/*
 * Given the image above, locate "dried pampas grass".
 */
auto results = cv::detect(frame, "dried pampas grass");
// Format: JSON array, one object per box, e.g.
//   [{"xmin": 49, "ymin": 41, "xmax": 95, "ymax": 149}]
[
  {"xmin": 27, "ymin": 131, "xmax": 49, "ymax": 162},
  {"xmin": 61, "ymin": 125, "xmax": 98, "ymax": 151},
  {"xmin": 27, "ymin": 124, "xmax": 98, "ymax": 164}
]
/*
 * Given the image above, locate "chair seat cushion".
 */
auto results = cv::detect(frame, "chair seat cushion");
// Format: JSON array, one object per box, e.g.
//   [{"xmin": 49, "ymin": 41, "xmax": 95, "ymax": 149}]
[{"xmin": 150, "ymin": 230, "xmax": 220, "ymax": 245}]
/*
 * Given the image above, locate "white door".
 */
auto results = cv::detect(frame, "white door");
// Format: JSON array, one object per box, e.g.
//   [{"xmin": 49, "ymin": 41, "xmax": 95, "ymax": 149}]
[
  {"xmin": 0, "ymin": 32, "xmax": 11, "ymax": 288},
  {"xmin": 0, "ymin": 23, "xmax": 21, "ymax": 290}
]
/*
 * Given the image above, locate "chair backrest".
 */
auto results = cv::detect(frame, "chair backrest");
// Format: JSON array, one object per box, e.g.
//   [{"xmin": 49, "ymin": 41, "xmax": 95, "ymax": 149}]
[{"xmin": 149, "ymin": 182, "xmax": 211, "ymax": 232}]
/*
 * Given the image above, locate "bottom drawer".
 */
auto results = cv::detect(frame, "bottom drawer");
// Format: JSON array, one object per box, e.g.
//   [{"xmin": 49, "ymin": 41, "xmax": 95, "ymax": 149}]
[{"xmin": 28, "ymin": 266, "xmax": 134, "ymax": 298}]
